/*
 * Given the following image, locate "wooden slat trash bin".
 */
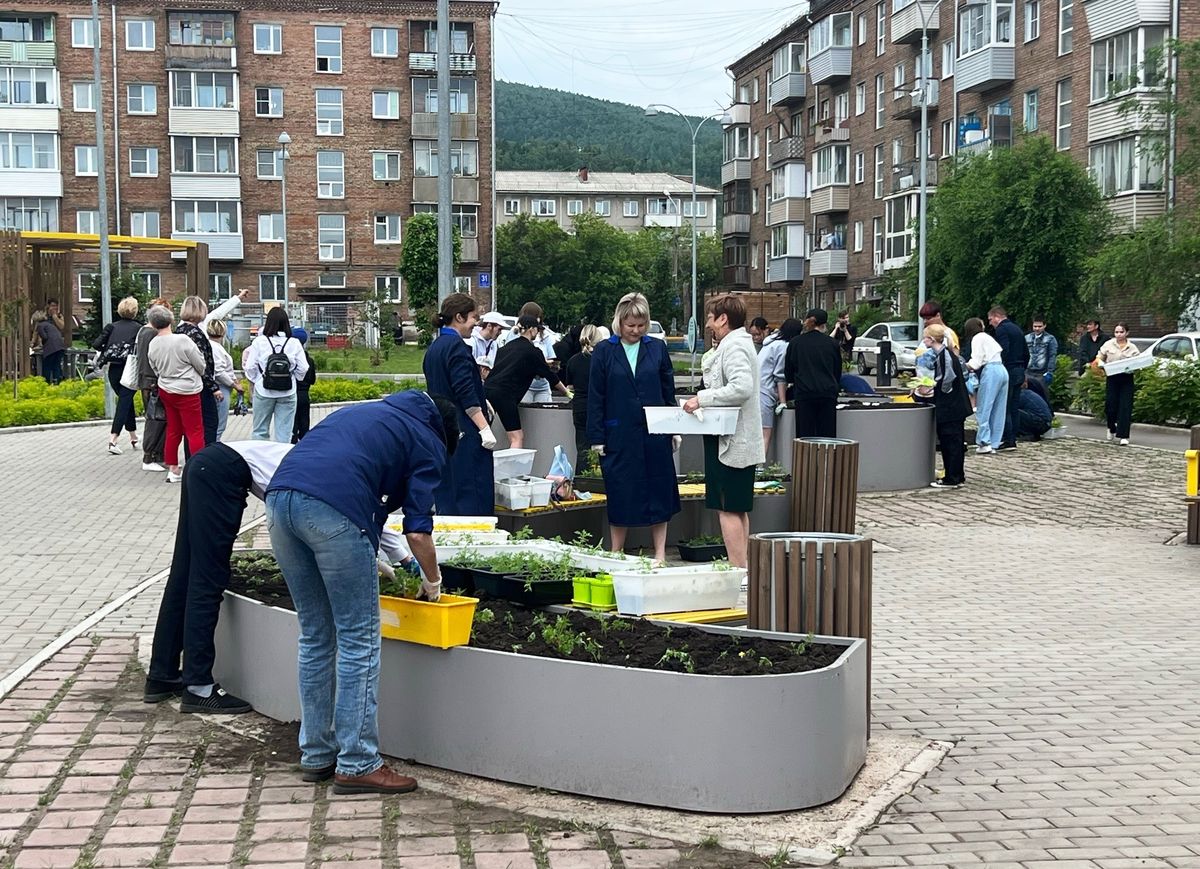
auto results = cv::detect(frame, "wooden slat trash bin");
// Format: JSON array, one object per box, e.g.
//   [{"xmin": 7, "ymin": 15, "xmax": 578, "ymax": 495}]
[
  {"xmin": 747, "ymin": 532, "xmax": 873, "ymax": 728},
  {"xmin": 791, "ymin": 437, "xmax": 859, "ymax": 534}
]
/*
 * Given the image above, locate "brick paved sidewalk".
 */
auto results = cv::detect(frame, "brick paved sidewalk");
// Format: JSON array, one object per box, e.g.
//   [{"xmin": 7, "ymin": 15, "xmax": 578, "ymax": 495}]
[{"xmin": 0, "ymin": 638, "xmax": 773, "ymax": 869}]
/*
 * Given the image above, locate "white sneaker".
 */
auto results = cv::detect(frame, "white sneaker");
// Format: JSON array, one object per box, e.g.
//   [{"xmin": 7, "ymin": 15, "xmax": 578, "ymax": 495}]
[
  {"xmin": 1106, "ymin": 431, "xmax": 1115, "ymax": 441},
  {"xmin": 166, "ymin": 471, "xmax": 183, "ymax": 483},
  {"xmin": 107, "ymin": 443, "xmax": 122, "ymax": 456},
  {"xmin": 1119, "ymin": 438, "xmax": 1130, "ymax": 446},
  {"xmin": 976, "ymin": 445, "xmax": 994, "ymax": 455},
  {"xmin": 142, "ymin": 462, "xmax": 167, "ymax": 472}
]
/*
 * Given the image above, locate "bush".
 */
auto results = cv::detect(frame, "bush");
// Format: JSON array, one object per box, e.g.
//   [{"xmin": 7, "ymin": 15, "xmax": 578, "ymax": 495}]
[
  {"xmin": 0, "ymin": 378, "xmax": 109, "ymax": 427},
  {"xmin": 1070, "ymin": 359, "xmax": 1200, "ymax": 427},
  {"xmin": 304, "ymin": 378, "xmax": 424, "ymax": 405}
]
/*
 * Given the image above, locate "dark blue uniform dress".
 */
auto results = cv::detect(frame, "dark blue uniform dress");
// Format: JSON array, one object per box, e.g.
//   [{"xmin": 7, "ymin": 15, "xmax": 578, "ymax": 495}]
[
  {"xmin": 586, "ymin": 336, "xmax": 681, "ymax": 527},
  {"xmin": 422, "ymin": 327, "xmax": 495, "ymax": 515}
]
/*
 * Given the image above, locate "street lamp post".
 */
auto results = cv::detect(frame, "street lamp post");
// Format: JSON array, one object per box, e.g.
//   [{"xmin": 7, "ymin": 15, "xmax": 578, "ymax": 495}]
[
  {"xmin": 277, "ymin": 131, "xmax": 291, "ymax": 314},
  {"xmin": 644, "ymin": 104, "xmax": 728, "ymax": 386}
]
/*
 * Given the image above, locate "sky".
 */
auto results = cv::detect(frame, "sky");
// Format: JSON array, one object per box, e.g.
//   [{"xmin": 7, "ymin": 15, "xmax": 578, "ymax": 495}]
[{"xmin": 494, "ymin": 1, "xmax": 810, "ymax": 115}]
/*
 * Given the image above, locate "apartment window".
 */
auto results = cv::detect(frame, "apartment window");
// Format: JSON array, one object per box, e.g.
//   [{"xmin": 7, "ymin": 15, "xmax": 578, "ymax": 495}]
[
  {"xmin": 258, "ymin": 212, "xmax": 284, "ymax": 242},
  {"xmin": 412, "ymin": 140, "xmax": 478, "ymax": 176},
  {"xmin": 886, "ymin": 194, "xmax": 916, "ymax": 260},
  {"xmin": 373, "ymin": 151, "xmax": 401, "ymax": 181},
  {"xmin": 454, "ymin": 276, "xmax": 472, "ymax": 294},
  {"xmin": 858, "ymin": 13, "xmax": 867, "ymax": 45},
  {"xmin": 772, "ymin": 42, "xmax": 806, "ymax": 81},
  {"xmin": 129, "ymin": 147, "xmax": 158, "ymax": 177},
  {"xmin": 412, "ymin": 76, "xmax": 477, "ymax": 113},
  {"xmin": 876, "ymin": 3, "xmax": 886, "ymax": 55},
  {"xmin": 942, "ymin": 120, "xmax": 955, "ymax": 156},
  {"xmin": 318, "ymin": 214, "xmax": 346, "ymax": 260},
  {"xmin": 1024, "ymin": 89, "xmax": 1039, "ymax": 131},
  {"xmin": 1091, "ymin": 28, "xmax": 1168, "ymax": 102},
  {"xmin": 959, "ymin": 0, "xmax": 1015, "ymax": 56},
  {"xmin": 77, "ymin": 272, "xmax": 97, "ymax": 302},
  {"xmin": 315, "ymin": 26, "xmax": 342, "ymax": 73},
  {"xmin": 0, "ymin": 67, "xmax": 56, "ymax": 106},
  {"xmin": 317, "ymin": 151, "xmax": 345, "ymax": 198},
  {"xmin": 752, "ymin": 133, "xmax": 761, "ymax": 160},
  {"xmin": 373, "ymin": 213, "xmax": 402, "ymax": 243},
  {"xmin": 256, "ymin": 148, "xmax": 282, "ymax": 179},
  {"xmin": 255, "ymin": 86, "xmax": 283, "ymax": 117},
  {"xmin": 210, "ymin": 274, "xmax": 232, "ymax": 302},
  {"xmin": 76, "ymin": 209, "xmax": 99, "ymax": 234},
  {"xmin": 75, "ymin": 145, "xmax": 98, "ymax": 176},
  {"xmin": 71, "ymin": 18, "xmax": 95, "ymax": 48},
  {"xmin": 173, "ymin": 200, "xmax": 239, "ymax": 233},
  {"xmin": 138, "ymin": 273, "xmax": 161, "ymax": 294},
  {"xmin": 130, "ymin": 211, "xmax": 159, "ymax": 237},
  {"xmin": 1089, "ymin": 135, "xmax": 1164, "ymax": 196},
  {"xmin": 875, "ymin": 74, "xmax": 885, "ymax": 129},
  {"xmin": 834, "ymin": 91, "xmax": 850, "ymax": 123},
  {"xmin": 171, "ymin": 71, "xmax": 235, "ymax": 109},
  {"xmin": 73, "ymin": 81, "xmax": 96, "ymax": 112},
  {"xmin": 1024, "ymin": 1, "xmax": 1039, "ymax": 41},
  {"xmin": 723, "ymin": 126, "xmax": 750, "ymax": 161},
  {"xmin": 942, "ymin": 39, "xmax": 955, "ymax": 77},
  {"xmin": 452, "ymin": 204, "xmax": 478, "ymax": 237},
  {"xmin": 682, "ymin": 200, "xmax": 708, "ymax": 218},
  {"xmin": 260, "ymin": 273, "xmax": 286, "ymax": 302},
  {"xmin": 752, "ymin": 78, "xmax": 760, "ymax": 103},
  {"xmin": 375, "ymin": 275, "xmax": 401, "ymax": 303},
  {"xmin": 874, "ymin": 144, "xmax": 884, "ymax": 198},
  {"xmin": 647, "ymin": 197, "xmax": 679, "ymax": 217},
  {"xmin": 127, "ymin": 84, "xmax": 156, "ymax": 115},
  {"xmin": 814, "ymin": 144, "xmax": 849, "ymax": 187},
  {"xmin": 594, "ymin": 200, "xmax": 611, "ymax": 217},
  {"xmin": 316, "ymin": 89, "xmax": 343, "ymax": 135},
  {"xmin": 892, "ymin": 136, "xmax": 904, "ymax": 165},
  {"xmin": 810, "ymin": 12, "xmax": 852, "ymax": 55},
  {"xmin": 1058, "ymin": 0, "xmax": 1072, "ymax": 54},
  {"xmin": 174, "ymin": 136, "xmax": 237, "ymax": 174},
  {"xmin": 318, "ymin": 273, "xmax": 344, "ymax": 290},
  {"xmin": 0, "ymin": 197, "xmax": 58, "ymax": 232},
  {"xmin": 752, "ymin": 188, "xmax": 759, "ymax": 214},
  {"xmin": 532, "ymin": 199, "xmax": 556, "ymax": 217},
  {"xmin": 1056, "ymin": 78, "xmax": 1072, "ymax": 149},
  {"xmin": 373, "ymin": 90, "xmax": 400, "ymax": 119},
  {"xmin": 254, "ymin": 23, "xmax": 282, "ymax": 54},
  {"xmin": 371, "ymin": 27, "xmax": 399, "ymax": 57},
  {"xmin": 623, "ymin": 200, "xmax": 639, "ymax": 217},
  {"xmin": 169, "ymin": 13, "xmax": 233, "ymax": 46},
  {"xmin": 0, "ymin": 132, "xmax": 58, "ymax": 170},
  {"xmin": 503, "ymin": 199, "xmax": 521, "ymax": 216},
  {"xmin": 894, "ymin": 62, "xmax": 906, "ymax": 98},
  {"xmin": 126, "ymin": 20, "xmax": 154, "ymax": 51},
  {"xmin": 855, "ymin": 82, "xmax": 866, "ymax": 115},
  {"xmin": 422, "ymin": 24, "xmax": 472, "ymax": 54},
  {"xmin": 853, "ymin": 220, "xmax": 864, "ymax": 252},
  {"xmin": 854, "ymin": 151, "xmax": 865, "ymax": 183},
  {"xmin": 567, "ymin": 200, "xmax": 583, "ymax": 216}
]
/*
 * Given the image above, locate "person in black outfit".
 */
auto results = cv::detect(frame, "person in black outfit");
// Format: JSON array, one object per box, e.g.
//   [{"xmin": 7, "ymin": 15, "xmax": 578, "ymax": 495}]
[
  {"xmin": 291, "ymin": 327, "xmax": 317, "ymax": 443},
  {"xmin": 988, "ymin": 305, "xmax": 1029, "ymax": 451},
  {"xmin": 784, "ymin": 308, "xmax": 844, "ymax": 438},
  {"xmin": 921, "ymin": 324, "xmax": 972, "ymax": 488},
  {"xmin": 94, "ymin": 296, "xmax": 145, "ymax": 455},
  {"xmin": 484, "ymin": 315, "xmax": 570, "ymax": 449},
  {"xmin": 561, "ymin": 324, "xmax": 604, "ymax": 474},
  {"xmin": 1076, "ymin": 318, "xmax": 1107, "ymax": 374},
  {"xmin": 554, "ymin": 324, "xmax": 583, "ymax": 363},
  {"xmin": 829, "ymin": 310, "xmax": 857, "ymax": 361}
]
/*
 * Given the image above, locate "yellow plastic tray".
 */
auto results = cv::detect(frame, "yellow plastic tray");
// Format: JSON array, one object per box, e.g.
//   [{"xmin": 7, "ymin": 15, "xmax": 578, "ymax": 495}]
[
  {"xmin": 652, "ymin": 608, "xmax": 747, "ymax": 625},
  {"xmin": 379, "ymin": 593, "xmax": 478, "ymax": 648}
]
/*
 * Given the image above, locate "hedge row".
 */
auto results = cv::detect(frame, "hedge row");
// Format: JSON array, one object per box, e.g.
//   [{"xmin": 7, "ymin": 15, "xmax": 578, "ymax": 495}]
[{"xmin": 1051, "ymin": 356, "xmax": 1200, "ymax": 428}]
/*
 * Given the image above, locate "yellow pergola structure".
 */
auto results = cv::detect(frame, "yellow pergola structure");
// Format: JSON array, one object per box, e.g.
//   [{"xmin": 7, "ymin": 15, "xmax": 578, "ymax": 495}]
[{"xmin": 0, "ymin": 229, "xmax": 208, "ymax": 379}]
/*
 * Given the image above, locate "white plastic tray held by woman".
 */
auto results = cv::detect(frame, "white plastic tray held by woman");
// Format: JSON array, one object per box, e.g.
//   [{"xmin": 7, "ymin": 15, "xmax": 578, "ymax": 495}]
[
  {"xmin": 433, "ymin": 540, "xmax": 746, "ymax": 615},
  {"xmin": 644, "ymin": 404, "xmax": 739, "ymax": 435},
  {"xmin": 1100, "ymin": 353, "xmax": 1154, "ymax": 376}
]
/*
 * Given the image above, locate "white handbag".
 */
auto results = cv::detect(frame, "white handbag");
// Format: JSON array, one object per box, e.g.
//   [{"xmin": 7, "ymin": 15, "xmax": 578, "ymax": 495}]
[{"xmin": 119, "ymin": 348, "xmax": 139, "ymax": 390}]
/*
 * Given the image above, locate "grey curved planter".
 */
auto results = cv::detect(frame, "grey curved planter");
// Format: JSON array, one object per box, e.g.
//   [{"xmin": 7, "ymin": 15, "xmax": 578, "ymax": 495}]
[{"xmin": 213, "ymin": 591, "xmax": 868, "ymax": 813}]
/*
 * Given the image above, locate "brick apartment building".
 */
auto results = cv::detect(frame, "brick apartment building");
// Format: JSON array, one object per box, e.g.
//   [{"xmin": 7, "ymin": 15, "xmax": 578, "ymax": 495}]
[
  {"xmin": 0, "ymin": 0, "xmax": 496, "ymax": 316},
  {"xmin": 723, "ymin": 0, "xmax": 1185, "ymax": 331}
]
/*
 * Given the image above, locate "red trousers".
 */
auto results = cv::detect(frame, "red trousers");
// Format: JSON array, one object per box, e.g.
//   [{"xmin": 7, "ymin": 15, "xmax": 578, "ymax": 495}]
[{"xmin": 160, "ymin": 389, "xmax": 205, "ymax": 466}]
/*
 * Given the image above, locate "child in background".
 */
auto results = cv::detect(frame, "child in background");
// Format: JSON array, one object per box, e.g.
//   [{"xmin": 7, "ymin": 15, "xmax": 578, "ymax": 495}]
[{"xmin": 291, "ymin": 328, "xmax": 317, "ymax": 443}]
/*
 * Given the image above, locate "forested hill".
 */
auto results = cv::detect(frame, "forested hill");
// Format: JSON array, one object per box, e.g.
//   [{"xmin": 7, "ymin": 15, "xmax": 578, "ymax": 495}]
[{"xmin": 495, "ymin": 81, "xmax": 723, "ymax": 190}]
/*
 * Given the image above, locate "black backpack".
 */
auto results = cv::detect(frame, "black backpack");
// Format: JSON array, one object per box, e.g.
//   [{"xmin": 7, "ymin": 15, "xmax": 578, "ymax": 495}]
[{"xmin": 262, "ymin": 336, "xmax": 294, "ymax": 391}]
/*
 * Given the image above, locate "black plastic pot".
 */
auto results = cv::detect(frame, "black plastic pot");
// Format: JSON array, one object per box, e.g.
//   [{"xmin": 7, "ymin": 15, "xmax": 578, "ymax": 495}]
[
  {"xmin": 438, "ymin": 564, "xmax": 476, "ymax": 593},
  {"xmin": 573, "ymin": 476, "xmax": 606, "ymax": 494},
  {"xmin": 472, "ymin": 571, "xmax": 573, "ymax": 607},
  {"xmin": 677, "ymin": 542, "xmax": 728, "ymax": 562}
]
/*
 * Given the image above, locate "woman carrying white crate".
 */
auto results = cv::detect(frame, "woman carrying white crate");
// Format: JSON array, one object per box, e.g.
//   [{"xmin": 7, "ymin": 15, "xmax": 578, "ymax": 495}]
[{"xmin": 1092, "ymin": 322, "xmax": 1142, "ymax": 445}]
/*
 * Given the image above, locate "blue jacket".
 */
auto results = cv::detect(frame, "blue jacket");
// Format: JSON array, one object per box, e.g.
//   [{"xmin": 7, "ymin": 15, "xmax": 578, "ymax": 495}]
[
  {"xmin": 1024, "ymin": 331, "xmax": 1058, "ymax": 373},
  {"xmin": 267, "ymin": 390, "xmax": 447, "ymax": 544},
  {"xmin": 993, "ymin": 319, "xmax": 1029, "ymax": 369}
]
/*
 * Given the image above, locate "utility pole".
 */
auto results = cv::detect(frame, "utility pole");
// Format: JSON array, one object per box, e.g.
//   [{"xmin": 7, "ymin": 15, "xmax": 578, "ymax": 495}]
[
  {"xmin": 436, "ymin": 0, "xmax": 453, "ymax": 303},
  {"xmin": 91, "ymin": 0, "xmax": 113, "ymax": 416}
]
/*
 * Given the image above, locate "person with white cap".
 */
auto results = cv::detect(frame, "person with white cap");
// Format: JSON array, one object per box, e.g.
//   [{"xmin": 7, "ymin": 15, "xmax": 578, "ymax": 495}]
[{"xmin": 467, "ymin": 312, "xmax": 508, "ymax": 379}]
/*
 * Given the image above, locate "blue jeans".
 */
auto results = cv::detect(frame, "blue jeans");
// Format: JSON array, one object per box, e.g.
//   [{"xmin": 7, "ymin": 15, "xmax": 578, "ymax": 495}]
[
  {"xmin": 975, "ymin": 362, "xmax": 1009, "ymax": 449},
  {"xmin": 214, "ymin": 385, "xmax": 232, "ymax": 442},
  {"xmin": 252, "ymin": 392, "xmax": 297, "ymax": 442},
  {"xmin": 266, "ymin": 489, "xmax": 382, "ymax": 777}
]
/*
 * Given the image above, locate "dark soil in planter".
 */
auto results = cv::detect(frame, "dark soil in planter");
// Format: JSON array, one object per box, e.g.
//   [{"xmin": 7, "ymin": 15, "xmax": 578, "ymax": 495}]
[{"xmin": 439, "ymin": 563, "xmax": 476, "ymax": 593}]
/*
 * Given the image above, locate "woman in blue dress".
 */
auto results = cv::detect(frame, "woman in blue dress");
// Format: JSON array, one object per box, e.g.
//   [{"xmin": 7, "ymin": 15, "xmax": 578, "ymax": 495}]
[
  {"xmin": 586, "ymin": 292, "xmax": 680, "ymax": 563},
  {"xmin": 422, "ymin": 293, "xmax": 497, "ymax": 515}
]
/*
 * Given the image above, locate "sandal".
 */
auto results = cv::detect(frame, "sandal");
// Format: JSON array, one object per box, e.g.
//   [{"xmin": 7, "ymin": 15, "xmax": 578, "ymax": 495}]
[{"xmin": 129, "ymin": 436, "xmax": 139, "ymax": 448}]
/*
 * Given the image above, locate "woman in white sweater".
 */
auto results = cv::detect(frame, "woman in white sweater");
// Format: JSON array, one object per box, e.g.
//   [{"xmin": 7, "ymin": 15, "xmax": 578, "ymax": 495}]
[
  {"xmin": 206, "ymin": 319, "xmax": 241, "ymax": 442},
  {"xmin": 682, "ymin": 294, "xmax": 764, "ymax": 568},
  {"xmin": 242, "ymin": 307, "xmax": 309, "ymax": 443},
  {"xmin": 963, "ymin": 317, "xmax": 1009, "ymax": 454}
]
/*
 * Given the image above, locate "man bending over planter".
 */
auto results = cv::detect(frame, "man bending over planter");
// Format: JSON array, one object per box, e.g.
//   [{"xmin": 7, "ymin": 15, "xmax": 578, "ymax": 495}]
[
  {"xmin": 265, "ymin": 390, "xmax": 458, "ymax": 796},
  {"xmin": 144, "ymin": 441, "xmax": 417, "ymax": 714}
]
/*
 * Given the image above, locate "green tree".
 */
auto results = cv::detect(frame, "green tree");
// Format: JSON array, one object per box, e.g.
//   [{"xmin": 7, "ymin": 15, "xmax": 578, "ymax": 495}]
[
  {"xmin": 916, "ymin": 135, "xmax": 1110, "ymax": 339},
  {"xmin": 495, "ymin": 213, "xmax": 570, "ymax": 317},
  {"xmin": 557, "ymin": 213, "xmax": 644, "ymax": 327},
  {"xmin": 80, "ymin": 264, "xmax": 153, "ymax": 347},
  {"xmin": 398, "ymin": 213, "xmax": 460, "ymax": 341}
]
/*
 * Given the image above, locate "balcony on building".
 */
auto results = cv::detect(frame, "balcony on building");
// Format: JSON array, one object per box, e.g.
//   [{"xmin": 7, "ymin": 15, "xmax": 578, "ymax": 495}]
[
  {"xmin": 723, "ymin": 264, "xmax": 749, "ymax": 287},
  {"xmin": 409, "ymin": 21, "xmax": 476, "ymax": 74},
  {"xmin": 722, "ymin": 213, "xmax": 749, "ymax": 234},
  {"xmin": 170, "ymin": 232, "xmax": 243, "ymax": 260},
  {"xmin": 767, "ymin": 161, "xmax": 807, "ymax": 226},
  {"xmin": 891, "ymin": 0, "xmax": 940, "ymax": 45},
  {"xmin": 1090, "ymin": 134, "xmax": 1167, "ymax": 228},
  {"xmin": 723, "ymin": 237, "xmax": 749, "ymax": 287},
  {"xmin": 767, "ymin": 255, "xmax": 806, "ymax": 283},
  {"xmin": 170, "ymin": 175, "xmax": 240, "ymax": 200},
  {"xmin": 722, "ymin": 102, "xmax": 750, "ymax": 127},
  {"xmin": 0, "ymin": 168, "xmax": 63, "ymax": 198},
  {"xmin": 722, "ymin": 180, "xmax": 751, "ymax": 237},
  {"xmin": 1088, "ymin": 93, "xmax": 1163, "ymax": 144},
  {"xmin": 168, "ymin": 78, "xmax": 240, "ymax": 137},
  {"xmin": 768, "ymin": 223, "xmax": 806, "ymax": 283},
  {"xmin": 165, "ymin": 12, "xmax": 237, "ymax": 68},
  {"xmin": 644, "ymin": 197, "xmax": 682, "ymax": 228},
  {"xmin": 1082, "ymin": 0, "xmax": 1170, "ymax": 42},
  {"xmin": 810, "ymin": 143, "xmax": 849, "ymax": 214},
  {"xmin": 722, "ymin": 122, "xmax": 752, "ymax": 185},
  {"xmin": 814, "ymin": 118, "xmax": 851, "ymax": 146},
  {"xmin": 809, "ymin": 249, "xmax": 848, "ymax": 276},
  {"xmin": 0, "ymin": 14, "xmax": 56, "ymax": 65},
  {"xmin": 808, "ymin": 12, "xmax": 853, "ymax": 85},
  {"xmin": 411, "ymin": 112, "xmax": 478, "ymax": 139},
  {"xmin": 1, "ymin": 63, "xmax": 61, "ymax": 131},
  {"xmin": 769, "ymin": 135, "xmax": 804, "ymax": 167},
  {"xmin": 957, "ymin": 109, "xmax": 1013, "ymax": 158},
  {"xmin": 767, "ymin": 197, "xmax": 805, "ymax": 227},
  {"xmin": 769, "ymin": 42, "xmax": 807, "ymax": 106},
  {"xmin": 891, "ymin": 158, "xmax": 937, "ymax": 194},
  {"xmin": 894, "ymin": 79, "xmax": 939, "ymax": 120},
  {"xmin": 413, "ymin": 175, "xmax": 480, "ymax": 203}
]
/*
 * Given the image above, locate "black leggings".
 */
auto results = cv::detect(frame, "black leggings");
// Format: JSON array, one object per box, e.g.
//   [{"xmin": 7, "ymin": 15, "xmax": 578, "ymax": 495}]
[
  {"xmin": 107, "ymin": 363, "xmax": 137, "ymax": 436},
  {"xmin": 1105, "ymin": 373, "xmax": 1135, "ymax": 439}
]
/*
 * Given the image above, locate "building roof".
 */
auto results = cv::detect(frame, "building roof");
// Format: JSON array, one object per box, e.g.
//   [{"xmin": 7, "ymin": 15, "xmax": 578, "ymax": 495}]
[{"xmin": 496, "ymin": 171, "xmax": 718, "ymax": 196}]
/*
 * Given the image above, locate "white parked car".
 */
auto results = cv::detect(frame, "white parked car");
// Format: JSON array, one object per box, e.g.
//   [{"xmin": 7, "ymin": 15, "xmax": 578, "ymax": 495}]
[
  {"xmin": 852, "ymin": 321, "xmax": 922, "ymax": 375},
  {"xmin": 1143, "ymin": 332, "xmax": 1200, "ymax": 366},
  {"xmin": 647, "ymin": 320, "xmax": 667, "ymax": 342}
]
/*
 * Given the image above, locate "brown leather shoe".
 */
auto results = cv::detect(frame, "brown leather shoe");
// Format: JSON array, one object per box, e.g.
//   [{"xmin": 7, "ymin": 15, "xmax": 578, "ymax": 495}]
[{"xmin": 332, "ymin": 764, "xmax": 418, "ymax": 795}]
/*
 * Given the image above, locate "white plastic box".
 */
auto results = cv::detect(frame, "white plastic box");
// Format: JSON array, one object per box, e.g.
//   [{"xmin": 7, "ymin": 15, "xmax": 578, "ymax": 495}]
[
  {"xmin": 495, "ymin": 478, "xmax": 533, "ymax": 510},
  {"xmin": 644, "ymin": 405, "xmax": 739, "ymax": 435},
  {"xmin": 517, "ymin": 476, "xmax": 553, "ymax": 508},
  {"xmin": 1100, "ymin": 353, "xmax": 1154, "ymax": 376},
  {"xmin": 493, "ymin": 448, "xmax": 536, "ymax": 483}
]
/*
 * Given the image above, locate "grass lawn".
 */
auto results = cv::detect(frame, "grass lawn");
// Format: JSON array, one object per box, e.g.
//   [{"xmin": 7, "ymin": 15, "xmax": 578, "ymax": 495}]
[{"xmin": 306, "ymin": 344, "xmax": 427, "ymax": 375}]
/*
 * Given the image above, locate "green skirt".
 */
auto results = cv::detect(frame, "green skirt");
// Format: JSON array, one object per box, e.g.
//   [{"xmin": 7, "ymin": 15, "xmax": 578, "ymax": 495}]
[{"xmin": 703, "ymin": 436, "xmax": 755, "ymax": 513}]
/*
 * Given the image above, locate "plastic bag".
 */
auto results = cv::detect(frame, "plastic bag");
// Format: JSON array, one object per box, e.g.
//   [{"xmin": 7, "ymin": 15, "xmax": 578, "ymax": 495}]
[{"xmin": 547, "ymin": 445, "xmax": 574, "ymax": 501}]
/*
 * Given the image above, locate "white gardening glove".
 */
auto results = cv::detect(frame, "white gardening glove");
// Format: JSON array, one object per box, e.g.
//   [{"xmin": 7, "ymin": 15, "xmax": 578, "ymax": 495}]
[
  {"xmin": 672, "ymin": 435, "xmax": 681, "ymax": 452},
  {"xmin": 479, "ymin": 427, "xmax": 497, "ymax": 450},
  {"xmin": 591, "ymin": 444, "xmax": 605, "ymax": 457},
  {"xmin": 419, "ymin": 579, "xmax": 442, "ymax": 602},
  {"xmin": 565, "ymin": 390, "xmax": 574, "ymax": 401},
  {"xmin": 775, "ymin": 402, "xmax": 786, "ymax": 416},
  {"xmin": 377, "ymin": 558, "xmax": 396, "ymax": 581}
]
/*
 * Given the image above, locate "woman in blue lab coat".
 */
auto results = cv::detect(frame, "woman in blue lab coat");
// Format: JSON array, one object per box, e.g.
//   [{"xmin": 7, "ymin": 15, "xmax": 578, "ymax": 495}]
[
  {"xmin": 586, "ymin": 292, "xmax": 680, "ymax": 563},
  {"xmin": 422, "ymin": 293, "xmax": 497, "ymax": 515}
]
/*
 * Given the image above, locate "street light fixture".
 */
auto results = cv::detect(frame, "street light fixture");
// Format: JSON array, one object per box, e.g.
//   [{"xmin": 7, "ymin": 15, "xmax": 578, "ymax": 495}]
[
  {"xmin": 644, "ymin": 103, "xmax": 730, "ymax": 385},
  {"xmin": 277, "ymin": 131, "xmax": 291, "ymax": 313}
]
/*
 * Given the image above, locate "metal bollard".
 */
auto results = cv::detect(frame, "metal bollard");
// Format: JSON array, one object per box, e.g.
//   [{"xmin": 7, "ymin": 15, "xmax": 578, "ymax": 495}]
[{"xmin": 876, "ymin": 338, "xmax": 894, "ymax": 388}]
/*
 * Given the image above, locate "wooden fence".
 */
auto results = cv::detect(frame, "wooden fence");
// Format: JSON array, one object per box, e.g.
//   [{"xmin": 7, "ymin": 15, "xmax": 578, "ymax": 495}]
[{"xmin": 0, "ymin": 230, "xmax": 74, "ymax": 380}]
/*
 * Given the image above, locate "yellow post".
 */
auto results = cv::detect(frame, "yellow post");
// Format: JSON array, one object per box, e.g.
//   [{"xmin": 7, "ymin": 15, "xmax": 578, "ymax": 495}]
[{"xmin": 1187, "ymin": 450, "xmax": 1198, "ymax": 498}]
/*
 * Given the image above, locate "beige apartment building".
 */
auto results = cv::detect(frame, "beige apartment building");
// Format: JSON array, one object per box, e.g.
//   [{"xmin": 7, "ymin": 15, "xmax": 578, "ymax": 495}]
[
  {"xmin": 0, "ymin": 0, "xmax": 496, "ymax": 315},
  {"xmin": 723, "ymin": 0, "xmax": 1185, "ymax": 329},
  {"xmin": 496, "ymin": 169, "xmax": 719, "ymax": 235}
]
